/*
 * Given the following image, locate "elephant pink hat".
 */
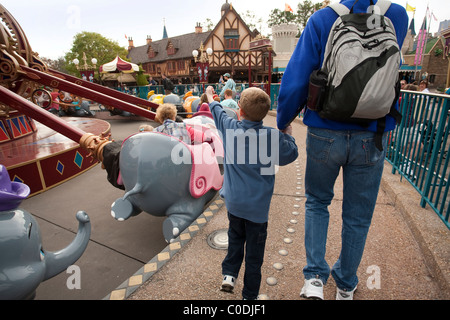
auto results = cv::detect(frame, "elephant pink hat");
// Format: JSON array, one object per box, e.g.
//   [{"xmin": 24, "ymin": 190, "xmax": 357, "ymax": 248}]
[{"xmin": 0, "ymin": 165, "xmax": 30, "ymax": 211}]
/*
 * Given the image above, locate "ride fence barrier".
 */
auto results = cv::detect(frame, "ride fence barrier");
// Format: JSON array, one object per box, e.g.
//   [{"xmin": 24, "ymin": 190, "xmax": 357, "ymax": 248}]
[
  {"xmin": 387, "ymin": 90, "xmax": 450, "ymax": 229},
  {"xmin": 113, "ymin": 83, "xmax": 283, "ymax": 110}
]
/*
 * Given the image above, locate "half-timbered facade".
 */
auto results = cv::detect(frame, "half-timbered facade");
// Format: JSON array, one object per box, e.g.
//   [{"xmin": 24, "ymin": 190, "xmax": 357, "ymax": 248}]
[{"xmin": 127, "ymin": 1, "xmax": 271, "ymax": 84}]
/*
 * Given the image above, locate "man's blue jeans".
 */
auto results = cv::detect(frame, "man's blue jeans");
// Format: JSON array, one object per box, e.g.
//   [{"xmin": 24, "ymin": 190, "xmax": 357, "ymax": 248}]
[
  {"xmin": 222, "ymin": 212, "xmax": 268, "ymax": 300},
  {"xmin": 303, "ymin": 127, "xmax": 387, "ymax": 291}
]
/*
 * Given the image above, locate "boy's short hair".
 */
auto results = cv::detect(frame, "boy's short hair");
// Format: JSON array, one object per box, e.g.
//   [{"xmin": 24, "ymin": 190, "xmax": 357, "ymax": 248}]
[
  {"xmin": 239, "ymin": 87, "xmax": 271, "ymax": 122},
  {"xmin": 224, "ymin": 89, "xmax": 233, "ymax": 97},
  {"xmin": 139, "ymin": 124, "xmax": 154, "ymax": 132},
  {"xmin": 420, "ymin": 80, "xmax": 428, "ymax": 87},
  {"xmin": 155, "ymin": 103, "xmax": 177, "ymax": 123}
]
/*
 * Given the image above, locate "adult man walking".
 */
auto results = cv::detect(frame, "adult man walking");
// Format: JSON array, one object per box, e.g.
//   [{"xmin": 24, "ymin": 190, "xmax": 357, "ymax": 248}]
[{"xmin": 277, "ymin": 0, "xmax": 408, "ymax": 300}]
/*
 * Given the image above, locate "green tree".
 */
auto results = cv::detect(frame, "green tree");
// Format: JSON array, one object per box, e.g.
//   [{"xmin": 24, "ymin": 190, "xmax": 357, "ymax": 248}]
[
  {"xmin": 296, "ymin": 0, "xmax": 322, "ymax": 30},
  {"xmin": 201, "ymin": 18, "xmax": 215, "ymax": 31},
  {"xmin": 268, "ymin": 1, "xmax": 324, "ymax": 36},
  {"xmin": 267, "ymin": 8, "xmax": 297, "ymax": 27},
  {"xmin": 241, "ymin": 10, "xmax": 265, "ymax": 34},
  {"xmin": 64, "ymin": 31, "xmax": 128, "ymax": 77}
]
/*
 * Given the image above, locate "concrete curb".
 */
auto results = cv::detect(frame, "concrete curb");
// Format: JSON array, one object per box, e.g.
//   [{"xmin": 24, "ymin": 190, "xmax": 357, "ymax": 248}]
[{"xmin": 381, "ymin": 163, "xmax": 450, "ymax": 299}]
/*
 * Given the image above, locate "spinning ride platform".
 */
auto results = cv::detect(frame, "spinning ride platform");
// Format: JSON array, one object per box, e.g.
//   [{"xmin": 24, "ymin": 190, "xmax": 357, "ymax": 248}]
[{"xmin": 0, "ymin": 111, "xmax": 110, "ymax": 196}]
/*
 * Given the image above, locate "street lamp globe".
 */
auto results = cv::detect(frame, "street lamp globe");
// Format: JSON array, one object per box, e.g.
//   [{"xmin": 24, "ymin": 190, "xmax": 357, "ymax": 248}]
[
  {"xmin": 73, "ymin": 58, "xmax": 80, "ymax": 65},
  {"xmin": 91, "ymin": 58, "xmax": 97, "ymax": 65},
  {"xmin": 192, "ymin": 50, "xmax": 199, "ymax": 58},
  {"xmin": 206, "ymin": 48, "xmax": 213, "ymax": 56}
]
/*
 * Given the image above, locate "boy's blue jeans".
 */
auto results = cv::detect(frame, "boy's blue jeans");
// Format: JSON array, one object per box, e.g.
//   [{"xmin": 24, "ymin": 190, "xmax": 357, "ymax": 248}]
[
  {"xmin": 303, "ymin": 127, "xmax": 387, "ymax": 291},
  {"xmin": 222, "ymin": 212, "xmax": 268, "ymax": 300}
]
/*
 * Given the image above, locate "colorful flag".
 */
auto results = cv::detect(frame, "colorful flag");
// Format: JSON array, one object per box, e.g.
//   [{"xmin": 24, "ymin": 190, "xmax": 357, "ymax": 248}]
[
  {"xmin": 285, "ymin": 3, "xmax": 294, "ymax": 13},
  {"xmin": 414, "ymin": 16, "xmax": 427, "ymax": 65},
  {"xmin": 431, "ymin": 11, "xmax": 437, "ymax": 21},
  {"xmin": 125, "ymin": 34, "xmax": 128, "ymax": 40},
  {"xmin": 406, "ymin": 3, "xmax": 416, "ymax": 12}
]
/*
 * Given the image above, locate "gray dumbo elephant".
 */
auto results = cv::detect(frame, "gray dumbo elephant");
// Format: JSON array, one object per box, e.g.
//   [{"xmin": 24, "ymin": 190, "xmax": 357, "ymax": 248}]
[
  {"xmin": 0, "ymin": 165, "xmax": 91, "ymax": 300},
  {"xmin": 110, "ymin": 130, "xmax": 223, "ymax": 242}
]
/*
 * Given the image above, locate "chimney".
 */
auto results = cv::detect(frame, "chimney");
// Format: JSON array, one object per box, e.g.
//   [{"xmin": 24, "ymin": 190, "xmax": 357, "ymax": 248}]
[
  {"xmin": 128, "ymin": 37, "xmax": 134, "ymax": 51},
  {"xmin": 195, "ymin": 22, "xmax": 203, "ymax": 34},
  {"xmin": 146, "ymin": 35, "xmax": 152, "ymax": 45}
]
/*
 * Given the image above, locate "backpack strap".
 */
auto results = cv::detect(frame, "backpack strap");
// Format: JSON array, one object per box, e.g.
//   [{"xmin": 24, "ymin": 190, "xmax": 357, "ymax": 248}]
[
  {"xmin": 330, "ymin": 0, "xmax": 391, "ymax": 16},
  {"xmin": 328, "ymin": 3, "xmax": 350, "ymax": 16},
  {"xmin": 373, "ymin": 0, "xmax": 392, "ymax": 15}
]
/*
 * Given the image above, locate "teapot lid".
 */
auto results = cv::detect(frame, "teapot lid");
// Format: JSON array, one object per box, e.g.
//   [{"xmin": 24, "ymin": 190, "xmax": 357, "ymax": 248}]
[{"xmin": 0, "ymin": 165, "xmax": 30, "ymax": 211}]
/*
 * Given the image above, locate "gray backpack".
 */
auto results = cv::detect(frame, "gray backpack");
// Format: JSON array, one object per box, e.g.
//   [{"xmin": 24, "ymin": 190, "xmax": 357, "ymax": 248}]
[{"xmin": 307, "ymin": 0, "xmax": 402, "ymax": 150}]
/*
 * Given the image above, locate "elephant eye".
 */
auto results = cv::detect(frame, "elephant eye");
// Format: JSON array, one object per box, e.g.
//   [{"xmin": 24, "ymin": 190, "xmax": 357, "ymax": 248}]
[
  {"xmin": 28, "ymin": 222, "xmax": 32, "ymax": 239},
  {"xmin": 40, "ymin": 249, "xmax": 45, "ymax": 261}
]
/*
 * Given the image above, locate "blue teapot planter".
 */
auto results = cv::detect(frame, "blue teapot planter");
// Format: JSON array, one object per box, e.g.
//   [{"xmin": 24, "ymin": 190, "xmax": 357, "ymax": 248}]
[{"xmin": 0, "ymin": 165, "xmax": 91, "ymax": 300}]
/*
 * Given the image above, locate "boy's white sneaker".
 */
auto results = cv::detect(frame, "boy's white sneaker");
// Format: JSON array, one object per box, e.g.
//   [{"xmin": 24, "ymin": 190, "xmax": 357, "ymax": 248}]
[
  {"xmin": 336, "ymin": 286, "xmax": 357, "ymax": 300},
  {"xmin": 221, "ymin": 275, "xmax": 235, "ymax": 293},
  {"xmin": 300, "ymin": 277, "xmax": 324, "ymax": 300}
]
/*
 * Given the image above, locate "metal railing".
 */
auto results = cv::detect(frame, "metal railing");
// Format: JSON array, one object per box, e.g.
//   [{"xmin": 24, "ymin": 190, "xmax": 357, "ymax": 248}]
[
  {"xmin": 112, "ymin": 83, "xmax": 284, "ymax": 109},
  {"xmin": 387, "ymin": 90, "xmax": 450, "ymax": 229}
]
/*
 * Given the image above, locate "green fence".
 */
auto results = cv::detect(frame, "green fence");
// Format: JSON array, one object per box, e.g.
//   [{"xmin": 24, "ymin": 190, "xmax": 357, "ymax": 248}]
[
  {"xmin": 387, "ymin": 90, "xmax": 450, "ymax": 229},
  {"xmin": 114, "ymin": 83, "xmax": 283, "ymax": 110}
]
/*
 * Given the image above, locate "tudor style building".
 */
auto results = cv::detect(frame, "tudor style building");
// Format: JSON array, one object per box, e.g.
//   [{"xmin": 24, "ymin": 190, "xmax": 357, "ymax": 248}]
[{"xmin": 127, "ymin": 1, "xmax": 272, "ymax": 84}]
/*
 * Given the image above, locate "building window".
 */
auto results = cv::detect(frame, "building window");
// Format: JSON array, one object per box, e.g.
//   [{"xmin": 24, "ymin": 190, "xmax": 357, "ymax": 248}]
[
  {"xmin": 147, "ymin": 63, "xmax": 156, "ymax": 74},
  {"xmin": 225, "ymin": 38, "xmax": 239, "ymax": 50},
  {"xmin": 429, "ymin": 74, "xmax": 436, "ymax": 84},
  {"xmin": 167, "ymin": 42, "xmax": 176, "ymax": 56},
  {"xmin": 148, "ymin": 47, "xmax": 156, "ymax": 59},
  {"xmin": 167, "ymin": 47, "xmax": 176, "ymax": 55},
  {"xmin": 167, "ymin": 61, "xmax": 177, "ymax": 72},
  {"xmin": 224, "ymin": 29, "xmax": 239, "ymax": 52},
  {"xmin": 177, "ymin": 60, "xmax": 185, "ymax": 71}
]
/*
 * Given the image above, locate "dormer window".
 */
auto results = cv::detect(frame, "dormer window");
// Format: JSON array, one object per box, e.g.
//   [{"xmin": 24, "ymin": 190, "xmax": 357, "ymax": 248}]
[
  {"xmin": 147, "ymin": 46, "xmax": 156, "ymax": 59},
  {"xmin": 224, "ymin": 29, "xmax": 239, "ymax": 52},
  {"xmin": 167, "ymin": 42, "xmax": 176, "ymax": 55}
]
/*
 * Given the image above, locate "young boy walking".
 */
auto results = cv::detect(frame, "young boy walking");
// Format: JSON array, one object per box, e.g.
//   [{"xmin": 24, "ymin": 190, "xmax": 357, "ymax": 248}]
[{"xmin": 205, "ymin": 86, "xmax": 298, "ymax": 300}]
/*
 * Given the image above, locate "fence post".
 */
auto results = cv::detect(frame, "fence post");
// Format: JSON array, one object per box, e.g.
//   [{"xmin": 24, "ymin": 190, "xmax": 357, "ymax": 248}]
[
  {"xmin": 420, "ymin": 96, "xmax": 449, "ymax": 208},
  {"xmin": 391, "ymin": 91, "xmax": 407, "ymax": 174}
]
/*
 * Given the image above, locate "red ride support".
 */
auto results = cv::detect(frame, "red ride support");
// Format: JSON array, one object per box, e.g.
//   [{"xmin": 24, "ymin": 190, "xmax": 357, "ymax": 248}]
[
  {"xmin": 0, "ymin": 85, "xmax": 85, "ymax": 143},
  {"xmin": 48, "ymin": 69, "xmax": 159, "ymax": 111},
  {"xmin": 21, "ymin": 66, "xmax": 156, "ymax": 120}
]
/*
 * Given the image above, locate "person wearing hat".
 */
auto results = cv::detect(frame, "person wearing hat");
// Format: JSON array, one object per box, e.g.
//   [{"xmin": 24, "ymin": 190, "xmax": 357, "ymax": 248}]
[{"xmin": 219, "ymin": 73, "xmax": 237, "ymax": 101}]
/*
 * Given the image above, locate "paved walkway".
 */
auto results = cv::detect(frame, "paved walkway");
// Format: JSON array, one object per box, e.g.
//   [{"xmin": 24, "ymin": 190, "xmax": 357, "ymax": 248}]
[{"xmin": 106, "ymin": 112, "xmax": 449, "ymax": 301}]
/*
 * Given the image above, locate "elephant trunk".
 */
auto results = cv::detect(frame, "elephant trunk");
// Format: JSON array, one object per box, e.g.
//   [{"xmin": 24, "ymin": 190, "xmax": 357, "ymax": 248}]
[{"xmin": 43, "ymin": 211, "xmax": 91, "ymax": 280}]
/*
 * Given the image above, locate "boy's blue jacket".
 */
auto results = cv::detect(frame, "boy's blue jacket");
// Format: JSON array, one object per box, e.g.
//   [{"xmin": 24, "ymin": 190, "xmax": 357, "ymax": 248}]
[
  {"xmin": 277, "ymin": 0, "xmax": 409, "ymax": 131},
  {"xmin": 210, "ymin": 101, "xmax": 298, "ymax": 223}
]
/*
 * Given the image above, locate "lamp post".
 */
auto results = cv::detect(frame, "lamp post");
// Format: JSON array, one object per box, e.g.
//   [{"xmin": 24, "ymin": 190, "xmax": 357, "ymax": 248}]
[
  {"xmin": 192, "ymin": 42, "xmax": 213, "ymax": 92},
  {"xmin": 73, "ymin": 52, "xmax": 98, "ymax": 83}
]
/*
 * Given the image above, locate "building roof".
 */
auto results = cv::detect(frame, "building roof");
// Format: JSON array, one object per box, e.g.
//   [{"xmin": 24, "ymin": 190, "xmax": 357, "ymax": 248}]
[
  {"xmin": 409, "ymin": 17, "xmax": 416, "ymax": 36},
  {"xmin": 407, "ymin": 37, "xmax": 439, "ymax": 55},
  {"xmin": 128, "ymin": 31, "xmax": 212, "ymax": 65}
]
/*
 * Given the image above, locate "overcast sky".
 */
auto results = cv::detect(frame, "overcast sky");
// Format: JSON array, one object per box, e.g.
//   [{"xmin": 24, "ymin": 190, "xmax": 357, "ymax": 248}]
[{"xmin": 0, "ymin": 0, "xmax": 447, "ymax": 60}]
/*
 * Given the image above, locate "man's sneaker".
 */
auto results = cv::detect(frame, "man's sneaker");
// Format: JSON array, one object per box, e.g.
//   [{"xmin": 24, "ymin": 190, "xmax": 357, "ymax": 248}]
[
  {"xmin": 300, "ymin": 277, "xmax": 324, "ymax": 300},
  {"xmin": 336, "ymin": 286, "xmax": 357, "ymax": 300},
  {"xmin": 221, "ymin": 275, "xmax": 235, "ymax": 293}
]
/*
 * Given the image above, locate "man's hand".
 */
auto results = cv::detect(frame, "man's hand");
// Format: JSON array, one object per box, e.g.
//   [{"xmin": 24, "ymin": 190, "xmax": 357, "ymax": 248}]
[{"xmin": 282, "ymin": 125, "xmax": 293, "ymax": 136}]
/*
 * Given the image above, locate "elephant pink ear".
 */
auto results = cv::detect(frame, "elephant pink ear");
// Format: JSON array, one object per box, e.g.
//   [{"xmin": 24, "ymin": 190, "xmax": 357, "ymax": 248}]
[{"xmin": 187, "ymin": 143, "xmax": 223, "ymax": 198}]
